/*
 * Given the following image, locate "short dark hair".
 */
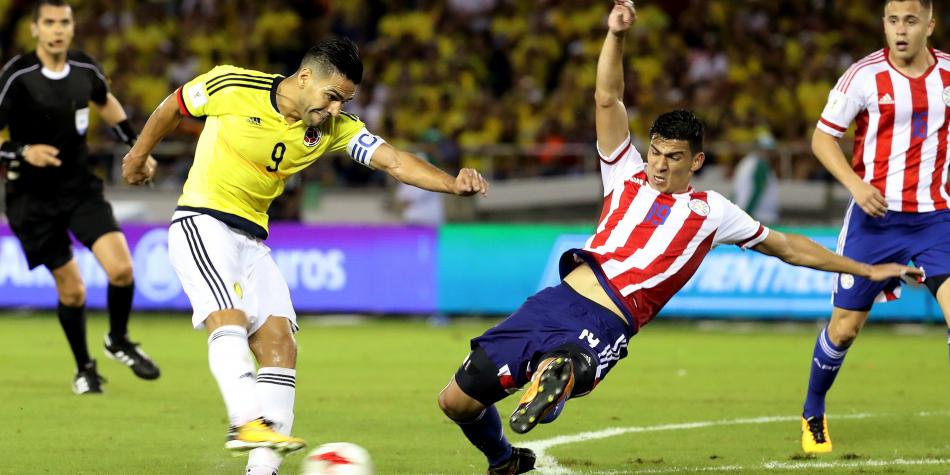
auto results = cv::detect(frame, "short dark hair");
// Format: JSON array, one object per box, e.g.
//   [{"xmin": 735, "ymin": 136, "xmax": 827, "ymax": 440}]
[
  {"xmin": 301, "ymin": 37, "xmax": 363, "ymax": 85},
  {"xmin": 33, "ymin": 0, "xmax": 69, "ymax": 21},
  {"xmin": 885, "ymin": 0, "xmax": 932, "ymax": 10},
  {"xmin": 649, "ymin": 110, "xmax": 705, "ymax": 154}
]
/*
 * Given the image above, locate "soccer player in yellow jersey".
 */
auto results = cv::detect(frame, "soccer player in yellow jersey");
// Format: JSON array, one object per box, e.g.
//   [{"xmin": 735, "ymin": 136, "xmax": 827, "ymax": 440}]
[{"xmin": 121, "ymin": 38, "xmax": 488, "ymax": 473}]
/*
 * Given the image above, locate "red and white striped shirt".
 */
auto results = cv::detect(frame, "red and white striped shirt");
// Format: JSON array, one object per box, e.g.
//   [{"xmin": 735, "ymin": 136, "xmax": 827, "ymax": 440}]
[
  {"xmin": 561, "ymin": 136, "xmax": 769, "ymax": 329},
  {"xmin": 817, "ymin": 48, "xmax": 950, "ymax": 212}
]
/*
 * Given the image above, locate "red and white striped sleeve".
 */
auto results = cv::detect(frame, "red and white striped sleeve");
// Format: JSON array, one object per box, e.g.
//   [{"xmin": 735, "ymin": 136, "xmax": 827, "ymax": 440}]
[
  {"xmin": 714, "ymin": 195, "xmax": 770, "ymax": 249},
  {"xmin": 596, "ymin": 133, "xmax": 645, "ymax": 195},
  {"xmin": 817, "ymin": 56, "xmax": 878, "ymax": 138}
]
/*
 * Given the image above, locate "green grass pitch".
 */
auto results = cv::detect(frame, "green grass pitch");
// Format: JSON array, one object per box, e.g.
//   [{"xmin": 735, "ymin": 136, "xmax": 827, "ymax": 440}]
[{"xmin": 3, "ymin": 313, "xmax": 950, "ymax": 474}]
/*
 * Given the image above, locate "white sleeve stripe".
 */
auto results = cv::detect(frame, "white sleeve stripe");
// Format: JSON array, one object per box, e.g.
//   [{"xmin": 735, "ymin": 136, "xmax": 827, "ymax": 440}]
[
  {"xmin": 0, "ymin": 65, "xmax": 39, "ymax": 106},
  {"xmin": 817, "ymin": 121, "xmax": 846, "ymax": 138},
  {"xmin": 67, "ymin": 60, "xmax": 107, "ymax": 84},
  {"xmin": 597, "ymin": 134, "xmax": 632, "ymax": 163},
  {"xmin": 738, "ymin": 225, "xmax": 770, "ymax": 249}
]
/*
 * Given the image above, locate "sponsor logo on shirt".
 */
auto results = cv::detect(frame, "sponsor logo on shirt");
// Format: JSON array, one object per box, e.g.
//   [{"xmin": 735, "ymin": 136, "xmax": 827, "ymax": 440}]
[
  {"xmin": 247, "ymin": 117, "xmax": 261, "ymax": 126},
  {"xmin": 878, "ymin": 93, "xmax": 894, "ymax": 105},
  {"xmin": 943, "ymin": 87, "xmax": 950, "ymax": 107}
]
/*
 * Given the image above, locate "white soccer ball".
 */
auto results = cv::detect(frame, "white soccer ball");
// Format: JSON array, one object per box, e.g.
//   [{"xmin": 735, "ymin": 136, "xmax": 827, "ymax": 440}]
[{"xmin": 300, "ymin": 442, "xmax": 374, "ymax": 475}]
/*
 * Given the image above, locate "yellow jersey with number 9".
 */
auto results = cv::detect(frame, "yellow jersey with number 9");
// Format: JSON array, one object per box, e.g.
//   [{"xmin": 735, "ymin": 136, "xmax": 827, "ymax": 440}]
[{"xmin": 174, "ymin": 65, "xmax": 385, "ymax": 238}]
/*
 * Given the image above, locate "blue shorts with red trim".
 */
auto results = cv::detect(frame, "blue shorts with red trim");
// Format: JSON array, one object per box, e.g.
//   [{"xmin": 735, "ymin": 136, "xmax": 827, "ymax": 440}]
[
  {"xmin": 833, "ymin": 203, "xmax": 950, "ymax": 310},
  {"xmin": 470, "ymin": 282, "xmax": 635, "ymax": 393}
]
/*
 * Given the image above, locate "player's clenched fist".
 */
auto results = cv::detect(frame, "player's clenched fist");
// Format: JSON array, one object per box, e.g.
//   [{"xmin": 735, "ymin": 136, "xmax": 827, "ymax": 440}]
[
  {"xmin": 122, "ymin": 153, "xmax": 157, "ymax": 185},
  {"xmin": 609, "ymin": 0, "xmax": 637, "ymax": 34},
  {"xmin": 453, "ymin": 168, "xmax": 489, "ymax": 196}
]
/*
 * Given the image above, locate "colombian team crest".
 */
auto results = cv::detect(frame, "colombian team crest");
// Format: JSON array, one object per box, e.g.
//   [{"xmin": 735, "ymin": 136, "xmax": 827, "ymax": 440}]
[{"xmin": 304, "ymin": 127, "xmax": 322, "ymax": 147}]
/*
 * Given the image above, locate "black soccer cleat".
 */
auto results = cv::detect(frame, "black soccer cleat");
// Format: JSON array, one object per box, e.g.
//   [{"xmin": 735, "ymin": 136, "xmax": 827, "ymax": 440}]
[
  {"xmin": 487, "ymin": 447, "xmax": 536, "ymax": 475},
  {"xmin": 509, "ymin": 354, "xmax": 574, "ymax": 434},
  {"xmin": 104, "ymin": 334, "xmax": 161, "ymax": 380},
  {"xmin": 73, "ymin": 359, "xmax": 106, "ymax": 395}
]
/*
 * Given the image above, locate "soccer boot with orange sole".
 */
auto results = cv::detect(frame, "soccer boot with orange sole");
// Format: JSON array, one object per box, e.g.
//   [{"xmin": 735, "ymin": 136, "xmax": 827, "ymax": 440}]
[
  {"xmin": 225, "ymin": 418, "xmax": 306, "ymax": 455},
  {"xmin": 801, "ymin": 415, "xmax": 832, "ymax": 454},
  {"xmin": 509, "ymin": 353, "xmax": 574, "ymax": 434}
]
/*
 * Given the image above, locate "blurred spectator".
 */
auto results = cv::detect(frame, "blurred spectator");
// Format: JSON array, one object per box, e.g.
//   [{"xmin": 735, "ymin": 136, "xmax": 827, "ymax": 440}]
[
  {"xmin": 267, "ymin": 175, "xmax": 304, "ymax": 222},
  {"xmin": 2, "ymin": 0, "xmax": 943, "ymax": 187},
  {"xmin": 395, "ymin": 153, "xmax": 445, "ymax": 226},
  {"xmin": 733, "ymin": 131, "xmax": 779, "ymax": 225}
]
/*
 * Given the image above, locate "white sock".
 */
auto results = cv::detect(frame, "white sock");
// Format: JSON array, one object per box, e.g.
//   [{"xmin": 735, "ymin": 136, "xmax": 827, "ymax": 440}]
[
  {"xmin": 247, "ymin": 367, "xmax": 297, "ymax": 475},
  {"xmin": 208, "ymin": 325, "xmax": 260, "ymax": 426}
]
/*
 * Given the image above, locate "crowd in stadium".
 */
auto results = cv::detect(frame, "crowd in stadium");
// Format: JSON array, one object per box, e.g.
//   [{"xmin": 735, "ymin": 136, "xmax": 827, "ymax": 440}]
[{"xmin": 2, "ymin": 0, "xmax": 946, "ymax": 185}]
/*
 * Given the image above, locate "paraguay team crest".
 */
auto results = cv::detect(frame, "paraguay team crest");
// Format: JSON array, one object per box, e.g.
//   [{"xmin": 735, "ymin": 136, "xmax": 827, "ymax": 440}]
[
  {"xmin": 304, "ymin": 127, "xmax": 322, "ymax": 147},
  {"xmin": 688, "ymin": 199, "xmax": 710, "ymax": 216},
  {"xmin": 943, "ymin": 87, "xmax": 950, "ymax": 107}
]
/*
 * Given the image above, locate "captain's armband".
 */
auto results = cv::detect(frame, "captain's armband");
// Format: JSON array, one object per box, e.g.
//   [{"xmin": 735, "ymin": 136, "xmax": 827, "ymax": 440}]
[{"xmin": 346, "ymin": 128, "xmax": 386, "ymax": 167}]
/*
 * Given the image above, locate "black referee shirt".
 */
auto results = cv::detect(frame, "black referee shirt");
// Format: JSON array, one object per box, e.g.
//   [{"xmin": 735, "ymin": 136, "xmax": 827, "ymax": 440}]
[{"xmin": 0, "ymin": 50, "xmax": 110, "ymax": 195}]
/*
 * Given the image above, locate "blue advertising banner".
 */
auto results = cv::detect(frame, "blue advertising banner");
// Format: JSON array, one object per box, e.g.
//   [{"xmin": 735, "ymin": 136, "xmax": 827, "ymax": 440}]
[
  {"xmin": 437, "ymin": 224, "xmax": 592, "ymax": 313},
  {"xmin": 0, "ymin": 223, "xmax": 437, "ymax": 313}
]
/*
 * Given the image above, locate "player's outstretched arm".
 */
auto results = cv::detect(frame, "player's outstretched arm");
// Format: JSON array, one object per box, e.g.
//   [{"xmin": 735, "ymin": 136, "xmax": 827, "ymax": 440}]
[
  {"xmin": 369, "ymin": 143, "xmax": 488, "ymax": 196},
  {"xmin": 595, "ymin": 0, "xmax": 637, "ymax": 155},
  {"xmin": 752, "ymin": 229, "xmax": 921, "ymax": 282},
  {"xmin": 122, "ymin": 92, "xmax": 183, "ymax": 185},
  {"xmin": 813, "ymin": 128, "xmax": 886, "ymax": 217}
]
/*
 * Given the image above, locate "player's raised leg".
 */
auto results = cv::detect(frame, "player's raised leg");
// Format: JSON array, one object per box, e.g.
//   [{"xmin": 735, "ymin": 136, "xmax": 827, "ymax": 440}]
[
  {"xmin": 167, "ymin": 214, "xmax": 302, "ymax": 454},
  {"xmin": 509, "ymin": 351, "xmax": 576, "ymax": 435},
  {"xmin": 205, "ymin": 310, "xmax": 264, "ymax": 438},
  {"xmin": 207, "ymin": 310, "xmax": 303, "ymax": 454},
  {"xmin": 439, "ymin": 353, "xmax": 536, "ymax": 475},
  {"xmin": 51, "ymin": 258, "xmax": 103, "ymax": 394},
  {"xmin": 90, "ymin": 231, "xmax": 160, "ymax": 380},
  {"xmin": 801, "ymin": 307, "xmax": 869, "ymax": 453},
  {"xmin": 247, "ymin": 316, "xmax": 300, "ymax": 474}
]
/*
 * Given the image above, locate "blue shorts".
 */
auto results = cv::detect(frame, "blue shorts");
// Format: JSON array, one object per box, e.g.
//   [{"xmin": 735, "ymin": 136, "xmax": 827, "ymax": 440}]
[
  {"xmin": 471, "ymin": 282, "xmax": 635, "ymax": 392},
  {"xmin": 833, "ymin": 203, "xmax": 950, "ymax": 310}
]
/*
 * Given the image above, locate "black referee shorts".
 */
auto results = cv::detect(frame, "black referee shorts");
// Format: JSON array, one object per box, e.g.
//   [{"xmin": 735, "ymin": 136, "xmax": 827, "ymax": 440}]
[{"xmin": 5, "ymin": 190, "xmax": 120, "ymax": 271}]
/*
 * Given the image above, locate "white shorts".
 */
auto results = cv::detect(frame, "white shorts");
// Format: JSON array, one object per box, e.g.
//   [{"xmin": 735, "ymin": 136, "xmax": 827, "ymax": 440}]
[{"xmin": 167, "ymin": 211, "xmax": 297, "ymax": 334}]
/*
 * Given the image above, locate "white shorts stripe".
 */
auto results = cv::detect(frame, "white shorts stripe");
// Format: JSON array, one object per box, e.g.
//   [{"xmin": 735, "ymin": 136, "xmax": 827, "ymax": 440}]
[{"xmin": 168, "ymin": 212, "xmax": 298, "ymax": 334}]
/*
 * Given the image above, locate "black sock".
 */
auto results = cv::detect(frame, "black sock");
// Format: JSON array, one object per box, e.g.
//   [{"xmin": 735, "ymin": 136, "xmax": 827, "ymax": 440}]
[
  {"xmin": 57, "ymin": 302, "xmax": 90, "ymax": 368},
  {"xmin": 107, "ymin": 282, "xmax": 134, "ymax": 341}
]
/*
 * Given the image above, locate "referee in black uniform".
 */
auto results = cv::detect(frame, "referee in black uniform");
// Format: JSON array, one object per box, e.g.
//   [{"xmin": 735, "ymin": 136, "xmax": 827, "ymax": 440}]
[{"xmin": 0, "ymin": 0, "xmax": 159, "ymax": 394}]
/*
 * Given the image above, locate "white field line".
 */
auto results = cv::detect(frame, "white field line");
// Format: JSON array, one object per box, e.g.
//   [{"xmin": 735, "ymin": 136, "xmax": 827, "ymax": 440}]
[
  {"xmin": 619, "ymin": 458, "xmax": 950, "ymax": 474},
  {"xmin": 521, "ymin": 411, "xmax": 950, "ymax": 475}
]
